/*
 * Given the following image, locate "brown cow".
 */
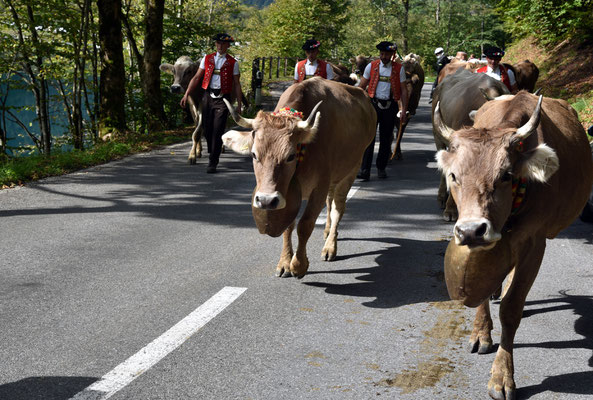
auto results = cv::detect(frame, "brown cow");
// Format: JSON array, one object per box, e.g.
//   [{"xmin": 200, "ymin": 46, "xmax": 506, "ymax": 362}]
[
  {"xmin": 160, "ymin": 56, "xmax": 205, "ymax": 164},
  {"xmin": 437, "ymin": 58, "xmax": 486, "ymax": 84},
  {"xmin": 503, "ymin": 60, "xmax": 539, "ymax": 92},
  {"xmin": 435, "ymin": 92, "xmax": 593, "ymax": 400},
  {"xmin": 221, "ymin": 77, "xmax": 376, "ymax": 278},
  {"xmin": 432, "ymin": 69, "xmax": 509, "ymax": 220}
]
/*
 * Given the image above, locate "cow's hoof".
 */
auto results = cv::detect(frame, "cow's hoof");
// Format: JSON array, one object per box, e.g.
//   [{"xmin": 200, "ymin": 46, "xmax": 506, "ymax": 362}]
[
  {"xmin": 393, "ymin": 151, "xmax": 402, "ymax": 160},
  {"xmin": 188, "ymin": 157, "xmax": 196, "ymax": 165},
  {"xmin": 275, "ymin": 267, "xmax": 292, "ymax": 278},
  {"xmin": 442, "ymin": 210, "xmax": 458, "ymax": 222},
  {"xmin": 469, "ymin": 338, "xmax": 494, "ymax": 354},
  {"xmin": 290, "ymin": 258, "xmax": 308, "ymax": 279},
  {"xmin": 196, "ymin": 153, "xmax": 202, "ymax": 158},
  {"xmin": 488, "ymin": 384, "xmax": 516, "ymax": 400},
  {"xmin": 321, "ymin": 246, "xmax": 336, "ymax": 261}
]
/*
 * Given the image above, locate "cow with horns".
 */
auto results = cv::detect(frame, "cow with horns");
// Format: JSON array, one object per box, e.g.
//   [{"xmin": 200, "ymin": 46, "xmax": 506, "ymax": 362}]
[
  {"xmin": 435, "ymin": 92, "xmax": 593, "ymax": 400},
  {"xmin": 222, "ymin": 77, "xmax": 376, "ymax": 278}
]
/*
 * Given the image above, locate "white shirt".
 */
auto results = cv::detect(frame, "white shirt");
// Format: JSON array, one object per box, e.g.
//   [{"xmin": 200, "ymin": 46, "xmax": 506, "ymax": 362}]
[
  {"xmin": 479, "ymin": 65, "xmax": 516, "ymax": 86},
  {"xmin": 363, "ymin": 61, "xmax": 407, "ymax": 100},
  {"xmin": 199, "ymin": 52, "xmax": 240, "ymax": 89},
  {"xmin": 293, "ymin": 59, "xmax": 334, "ymax": 81}
]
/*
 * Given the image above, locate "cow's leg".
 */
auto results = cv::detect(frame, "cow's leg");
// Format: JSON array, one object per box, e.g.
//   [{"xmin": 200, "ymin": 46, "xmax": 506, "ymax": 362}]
[
  {"xmin": 275, "ymin": 221, "xmax": 295, "ymax": 278},
  {"xmin": 188, "ymin": 102, "xmax": 203, "ymax": 164},
  {"xmin": 290, "ymin": 189, "xmax": 328, "ymax": 278},
  {"xmin": 188, "ymin": 124, "xmax": 202, "ymax": 164},
  {"xmin": 487, "ymin": 239, "xmax": 546, "ymax": 400},
  {"xmin": 438, "ymin": 174, "xmax": 448, "ymax": 209},
  {"xmin": 324, "ymin": 184, "xmax": 336, "ymax": 240},
  {"xmin": 321, "ymin": 168, "xmax": 356, "ymax": 261},
  {"xmin": 443, "ymin": 192, "xmax": 458, "ymax": 222},
  {"xmin": 469, "ymin": 300, "xmax": 494, "ymax": 354}
]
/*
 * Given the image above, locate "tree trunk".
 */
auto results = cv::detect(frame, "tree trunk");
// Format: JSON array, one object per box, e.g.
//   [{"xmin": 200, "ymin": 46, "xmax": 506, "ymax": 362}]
[
  {"xmin": 97, "ymin": 0, "xmax": 127, "ymax": 138},
  {"xmin": 142, "ymin": 0, "xmax": 167, "ymax": 132},
  {"xmin": 401, "ymin": 0, "xmax": 409, "ymax": 54},
  {"xmin": 436, "ymin": 0, "xmax": 440, "ymax": 25}
]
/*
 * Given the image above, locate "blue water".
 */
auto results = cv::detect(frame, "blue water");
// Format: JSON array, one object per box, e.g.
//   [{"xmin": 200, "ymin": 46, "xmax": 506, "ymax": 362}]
[{"xmin": 1, "ymin": 75, "xmax": 92, "ymax": 156}]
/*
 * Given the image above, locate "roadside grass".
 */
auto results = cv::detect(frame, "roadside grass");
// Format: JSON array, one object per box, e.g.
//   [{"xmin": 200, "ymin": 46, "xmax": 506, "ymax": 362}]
[{"xmin": 0, "ymin": 128, "xmax": 192, "ymax": 188}]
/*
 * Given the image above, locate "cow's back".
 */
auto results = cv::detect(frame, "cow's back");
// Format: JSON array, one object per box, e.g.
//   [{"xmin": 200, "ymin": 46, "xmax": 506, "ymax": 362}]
[
  {"xmin": 276, "ymin": 78, "xmax": 376, "ymax": 187},
  {"xmin": 475, "ymin": 94, "xmax": 593, "ymax": 238},
  {"xmin": 434, "ymin": 69, "xmax": 509, "ymax": 129}
]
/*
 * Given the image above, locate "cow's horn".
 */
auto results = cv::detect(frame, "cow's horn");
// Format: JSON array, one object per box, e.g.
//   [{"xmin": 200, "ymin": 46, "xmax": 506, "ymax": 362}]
[
  {"xmin": 223, "ymin": 98, "xmax": 254, "ymax": 129},
  {"xmin": 534, "ymin": 87, "xmax": 542, "ymax": 95},
  {"xmin": 433, "ymin": 101, "xmax": 455, "ymax": 142},
  {"xmin": 515, "ymin": 95, "xmax": 543, "ymax": 140},
  {"xmin": 297, "ymin": 101, "xmax": 323, "ymax": 131},
  {"xmin": 479, "ymin": 88, "xmax": 495, "ymax": 101}
]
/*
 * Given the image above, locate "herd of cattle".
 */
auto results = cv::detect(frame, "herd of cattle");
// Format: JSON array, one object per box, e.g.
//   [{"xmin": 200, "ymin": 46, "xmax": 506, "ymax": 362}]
[{"xmin": 161, "ymin": 55, "xmax": 593, "ymax": 400}]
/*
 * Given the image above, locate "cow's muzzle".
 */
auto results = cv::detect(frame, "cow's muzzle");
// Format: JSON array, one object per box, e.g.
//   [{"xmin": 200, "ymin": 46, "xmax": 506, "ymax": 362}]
[
  {"xmin": 253, "ymin": 191, "xmax": 286, "ymax": 210},
  {"xmin": 170, "ymin": 84, "xmax": 183, "ymax": 94},
  {"xmin": 454, "ymin": 218, "xmax": 501, "ymax": 248}
]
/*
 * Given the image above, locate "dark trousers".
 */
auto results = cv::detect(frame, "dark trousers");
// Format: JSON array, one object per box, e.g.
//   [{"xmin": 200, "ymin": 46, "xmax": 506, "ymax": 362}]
[
  {"xmin": 361, "ymin": 99, "xmax": 399, "ymax": 172},
  {"xmin": 202, "ymin": 91, "xmax": 230, "ymax": 166}
]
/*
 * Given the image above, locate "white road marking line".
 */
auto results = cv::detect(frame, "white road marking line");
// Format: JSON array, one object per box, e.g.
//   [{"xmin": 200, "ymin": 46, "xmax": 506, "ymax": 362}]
[
  {"xmin": 315, "ymin": 186, "xmax": 360, "ymax": 225},
  {"xmin": 69, "ymin": 286, "xmax": 247, "ymax": 400}
]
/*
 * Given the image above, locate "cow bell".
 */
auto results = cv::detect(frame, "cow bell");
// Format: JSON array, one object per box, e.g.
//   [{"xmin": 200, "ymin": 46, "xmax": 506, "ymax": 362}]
[
  {"xmin": 252, "ymin": 176, "xmax": 302, "ymax": 237},
  {"xmin": 444, "ymin": 235, "xmax": 513, "ymax": 307}
]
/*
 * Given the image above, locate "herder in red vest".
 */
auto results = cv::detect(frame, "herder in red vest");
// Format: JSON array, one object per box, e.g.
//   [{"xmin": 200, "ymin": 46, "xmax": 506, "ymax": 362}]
[
  {"xmin": 181, "ymin": 33, "xmax": 243, "ymax": 173},
  {"xmin": 293, "ymin": 39, "xmax": 334, "ymax": 84},
  {"xmin": 476, "ymin": 46, "xmax": 518, "ymax": 94},
  {"xmin": 356, "ymin": 41, "xmax": 408, "ymax": 181}
]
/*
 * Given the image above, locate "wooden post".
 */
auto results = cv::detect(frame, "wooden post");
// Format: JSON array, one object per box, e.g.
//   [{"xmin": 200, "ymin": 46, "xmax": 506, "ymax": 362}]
[
  {"xmin": 284, "ymin": 58, "xmax": 288, "ymax": 76},
  {"xmin": 269, "ymin": 57, "xmax": 273, "ymax": 79},
  {"xmin": 261, "ymin": 57, "xmax": 265, "ymax": 77},
  {"xmin": 276, "ymin": 57, "xmax": 280, "ymax": 79}
]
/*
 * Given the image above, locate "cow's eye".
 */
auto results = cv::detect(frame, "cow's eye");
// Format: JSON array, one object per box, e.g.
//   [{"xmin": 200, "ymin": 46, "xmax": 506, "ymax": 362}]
[
  {"xmin": 449, "ymin": 172, "xmax": 457, "ymax": 183},
  {"xmin": 251, "ymin": 152, "xmax": 257, "ymax": 161},
  {"xmin": 501, "ymin": 171, "xmax": 512, "ymax": 182},
  {"xmin": 286, "ymin": 153, "xmax": 296, "ymax": 162}
]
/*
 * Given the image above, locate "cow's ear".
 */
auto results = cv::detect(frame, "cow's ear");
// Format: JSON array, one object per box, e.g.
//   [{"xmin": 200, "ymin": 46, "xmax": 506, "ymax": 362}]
[
  {"xmin": 222, "ymin": 129, "xmax": 253, "ymax": 155},
  {"xmin": 518, "ymin": 143, "xmax": 559, "ymax": 182},
  {"xmin": 435, "ymin": 149, "xmax": 451, "ymax": 174},
  {"xmin": 160, "ymin": 63, "xmax": 174, "ymax": 74}
]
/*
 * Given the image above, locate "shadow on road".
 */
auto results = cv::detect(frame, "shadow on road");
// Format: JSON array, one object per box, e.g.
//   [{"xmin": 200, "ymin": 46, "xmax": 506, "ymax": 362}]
[
  {"xmin": 0, "ymin": 376, "xmax": 97, "ymax": 400},
  {"xmin": 304, "ymin": 236, "xmax": 450, "ymax": 308},
  {"xmin": 517, "ymin": 291, "xmax": 593, "ymax": 398}
]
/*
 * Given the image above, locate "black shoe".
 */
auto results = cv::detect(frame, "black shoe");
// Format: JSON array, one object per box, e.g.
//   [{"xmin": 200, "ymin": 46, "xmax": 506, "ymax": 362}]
[
  {"xmin": 207, "ymin": 165, "xmax": 217, "ymax": 173},
  {"xmin": 378, "ymin": 169, "xmax": 387, "ymax": 179},
  {"xmin": 357, "ymin": 169, "xmax": 370, "ymax": 181}
]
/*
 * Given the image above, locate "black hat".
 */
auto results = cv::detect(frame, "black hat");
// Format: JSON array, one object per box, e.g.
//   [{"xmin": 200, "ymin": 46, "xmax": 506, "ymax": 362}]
[
  {"xmin": 302, "ymin": 39, "xmax": 321, "ymax": 51},
  {"xmin": 376, "ymin": 41, "xmax": 397, "ymax": 52},
  {"xmin": 484, "ymin": 46, "xmax": 505, "ymax": 58},
  {"xmin": 213, "ymin": 33, "xmax": 234, "ymax": 42}
]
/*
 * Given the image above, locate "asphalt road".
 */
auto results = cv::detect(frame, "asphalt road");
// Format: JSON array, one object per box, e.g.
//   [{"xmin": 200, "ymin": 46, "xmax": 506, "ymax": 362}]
[{"xmin": 1, "ymin": 83, "xmax": 592, "ymax": 400}]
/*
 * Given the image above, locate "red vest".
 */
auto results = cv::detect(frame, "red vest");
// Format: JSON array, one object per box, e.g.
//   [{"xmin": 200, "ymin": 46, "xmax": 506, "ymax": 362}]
[
  {"xmin": 477, "ymin": 65, "xmax": 512, "ymax": 92},
  {"xmin": 367, "ymin": 59, "xmax": 402, "ymax": 100},
  {"xmin": 201, "ymin": 53, "xmax": 236, "ymax": 94},
  {"xmin": 296, "ymin": 59, "xmax": 328, "ymax": 82}
]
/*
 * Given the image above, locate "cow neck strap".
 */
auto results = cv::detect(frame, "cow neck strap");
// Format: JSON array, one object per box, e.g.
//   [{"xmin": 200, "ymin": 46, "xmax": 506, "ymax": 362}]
[{"xmin": 511, "ymin": 177, "xmax": 527, "ymax": 215}]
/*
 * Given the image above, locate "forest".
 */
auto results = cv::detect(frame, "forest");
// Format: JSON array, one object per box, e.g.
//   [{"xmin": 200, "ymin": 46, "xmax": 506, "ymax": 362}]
[{"xmin": 0, "ymin": 0, "xmax": 591, "ymax": 159}]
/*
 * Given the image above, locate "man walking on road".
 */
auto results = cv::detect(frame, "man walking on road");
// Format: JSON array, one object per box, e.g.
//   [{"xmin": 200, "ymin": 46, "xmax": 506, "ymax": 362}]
[
  {"xmin": 356, "ymin": 41, "xmax": 408, "ymax": 181},
  {"xmin": 181, "ymin": 33, "xmax": 243, "ymax": 173}
]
